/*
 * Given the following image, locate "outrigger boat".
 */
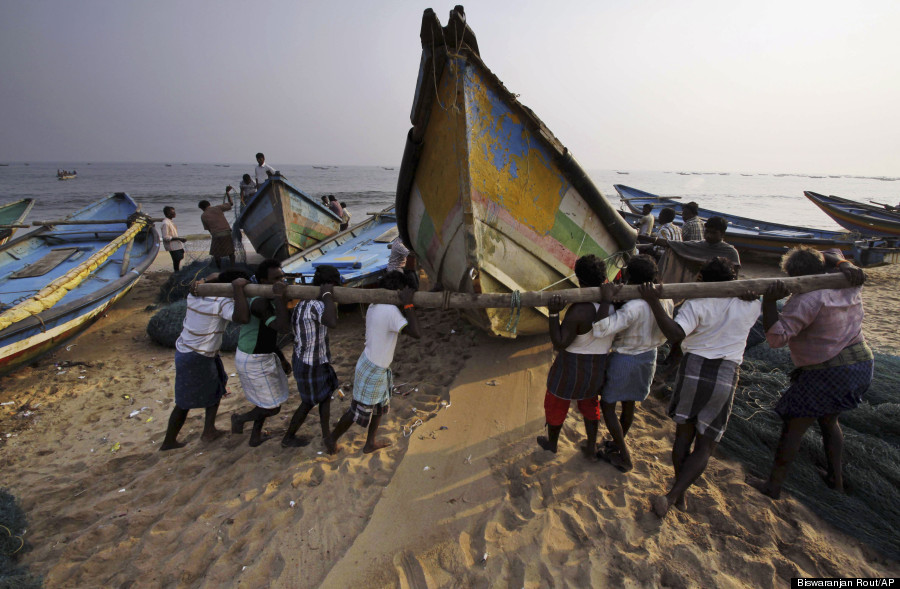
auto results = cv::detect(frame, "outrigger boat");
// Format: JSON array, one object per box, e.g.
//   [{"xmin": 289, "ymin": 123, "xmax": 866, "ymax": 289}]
[
  {"xmin": 282, "ymin": 206, "xmax": 398, "ymax": 288},
  {"xmin": 616, "ymin": 185, "xmax": 900, "ymax": 266},
  {"xmin": 0, "ymin": 199, "xmax": 35, "ymax": 245},
  {"xmin": 0, "ymin": 193, "xmax": 159, "ymax": 375},
  {"xmin": 395, "ymin": 7, "xmax": 636, "ymax": 337},
  {"xmin": 804, "ymin": 191, "xmax": 900, "ymax": 237},
  {"xmin": 236, "ymin": 176, "xmax": 343, "ymax": 261}
]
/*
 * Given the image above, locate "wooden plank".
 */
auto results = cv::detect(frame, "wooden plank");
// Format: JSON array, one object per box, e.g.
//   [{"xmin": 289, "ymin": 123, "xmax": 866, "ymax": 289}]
[
  {"xmin": 195, "ymin": 272, "xmax": 854, "ymax": 308},
  {"xmin": 31, "ymin": 218, "xmax": 164, "ymax": 226},
  {"xmin": 10, "ymin": 248, "xmax": 80, "ymax": 279}
]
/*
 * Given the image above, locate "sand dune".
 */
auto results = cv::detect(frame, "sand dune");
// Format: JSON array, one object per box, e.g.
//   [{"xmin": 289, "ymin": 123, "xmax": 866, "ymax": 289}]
[{"xmin": 1, "ymin": 261, "xmax": 899, "ymax": 587}]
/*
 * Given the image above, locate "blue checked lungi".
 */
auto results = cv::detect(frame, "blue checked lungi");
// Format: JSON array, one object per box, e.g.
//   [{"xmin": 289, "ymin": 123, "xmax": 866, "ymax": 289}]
[
  {"xmin": 600, "ymin": 350, "xmax": 657, "ymax": 404},
  {"xmin": 352, "ymin": 351, "xmax": 393, "ymax": 407},
  {"xmin": 174, "ymin": 350, "xmax": 227, "ymax": 409},
  {"xmin": 292, "ymin": 355, "xmax": 339, "ymax": 406},
  {"xmin": 669, "ymin": 353, "xmax": 740, "ymax": 442},
  {"xmin": 546, "ymin": 350, "xmax": 608, "ymax": 401}
]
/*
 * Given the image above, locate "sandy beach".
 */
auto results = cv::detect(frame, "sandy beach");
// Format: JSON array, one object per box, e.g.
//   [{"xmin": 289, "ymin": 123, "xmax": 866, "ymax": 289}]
[{"xmin": 1, "ymin": 252, "xmax": 899, "ymax": 587}]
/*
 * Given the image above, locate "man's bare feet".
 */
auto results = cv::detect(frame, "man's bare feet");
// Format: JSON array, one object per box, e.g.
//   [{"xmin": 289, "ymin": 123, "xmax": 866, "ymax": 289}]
[
  {"xmin": 536, "ymin": 436, "xmax": 557, "ymax": 453},
  {"xmin": 598, "ymin": 448, "xmax": 633, "ymax": 472},
  {"xmin": 201, "ymin": 428, "xmax": 225, "ymax": 443},
  {"xmin": 652, "ymin": 494, "xmax": 671, "ymax": 518},
  {"xmin": 674, "ymin": 492, "xmax": 688, "ymax": 512},
  {"xmin": 324, "ymin": 435, "xmax": 338, "ymax": 455},
  {"xmin": 815, "ymin": 467, "xmax": 845, "ymax": 493},
  {"xmin": 363, "ymin": 439, "xmax": 391, "ymax": 454},
  {"xmin": 281, "ymin": 435, "xmax": 311, "ymax": 448},
  {"xmin": 747, "ymin": 475, "xmax": 781, "ymax": 499},
  {"xmin": 159, "ymin": 440, "xmax": 186, "ymax": 452},
  {"xmin": 580, "ymin": 441, "xmax": 599, "ymax": 462},
  {"xmin": 231, "ymin": 414, "xmax": 244, "ymax": 434},
  {"xmin": 248, "ymin": 433, "xmax": 271, "ymax": 447}
]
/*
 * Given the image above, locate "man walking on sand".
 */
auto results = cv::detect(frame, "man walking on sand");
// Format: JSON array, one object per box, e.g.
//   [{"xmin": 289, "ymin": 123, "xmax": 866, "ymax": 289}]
[{"xmin": 326, "ymin": 271, "xmax": 420, "ymax": 454}]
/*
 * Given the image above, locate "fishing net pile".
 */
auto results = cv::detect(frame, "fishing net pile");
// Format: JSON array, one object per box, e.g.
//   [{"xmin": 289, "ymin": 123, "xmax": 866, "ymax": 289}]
[
  {"xmin": 0, "ymin": 488, "xmax": 40, "ymax": 589},
  {"xmin": 724, "ymin": 341, "xmax": 900, "ymax": 561}
]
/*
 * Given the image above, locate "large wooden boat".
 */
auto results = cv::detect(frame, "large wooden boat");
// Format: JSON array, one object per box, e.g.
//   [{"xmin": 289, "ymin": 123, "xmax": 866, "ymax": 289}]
[
  {"xmin": 236, "ymin": 176, "xmax": 342, "ymax": 261},
  {"xmin": 616, "ymin": 185, "xmax": 900, "ymax": 266},
  {"xmin": 0, "ymin": 199, "xmax": 35, "ymax": 245},
  {"xmin": 0, "ymin": 193, "xmax": 159, "ymax": 375},
  {"xmin": 282, "ymin": 206, "xmax": 398, "ymax": 288},
  {"xmin": 395, "ymin": 7, "xmax": 637, "ymax": 337},
  {"xmin": 804, "ymin": 191, "xmax": 900, "ymax": 237}
]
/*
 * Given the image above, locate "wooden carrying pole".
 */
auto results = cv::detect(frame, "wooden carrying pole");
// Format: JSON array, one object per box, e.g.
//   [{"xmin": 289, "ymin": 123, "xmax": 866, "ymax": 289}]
[
  {"xmin": 195, "ymin": 273, "xmax": 853, "ymax": 308},
  {"xmin": 0, "ymin": 224, "xmax": 31, "ymax": 229},
  {"xmin": 31, "ymin": 218, "xmax": 164, "ymax": 226}
]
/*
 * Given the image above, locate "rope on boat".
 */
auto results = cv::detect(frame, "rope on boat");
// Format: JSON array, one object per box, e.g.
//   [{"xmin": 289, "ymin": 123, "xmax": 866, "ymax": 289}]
[
  {"xmin": 505, "ymin": 290, "xmax": 522, "ymax": 334},
  {"xmin": 0, "ymin": 217, "xmax": 149, "ymax": 331}
]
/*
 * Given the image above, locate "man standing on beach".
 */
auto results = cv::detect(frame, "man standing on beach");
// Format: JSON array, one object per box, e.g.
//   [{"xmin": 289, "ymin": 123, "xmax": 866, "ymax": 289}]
[
  {"xmin": 680, "ymin": 202, "xmax": 703, "ymax": 241},
  {"xmin": 161, "ymin": 206, "xmax": 186, "ymax": 272},
  {"xmin": 647, "ymin": 216, "xmax": 741, "ymax": 284},
  {"xmin": 638, "ymin": 204, "xmax": 655, "ymax": 237},
  {"xmin": 254, "ymin": 152, "xmax": 277, "ymax": 188},
  {"xmin": 326, "ymin": 195, "xmax": 343, "ymax": 218},
  {"xmin": 231, "ymin": 259, "xmax": 293, "ymax": 447},
  {"xmin": 160, "ymin": 271, "xmax": 251, "ymax": 451},
  {"xmin": 326, "ymin": 271, "xmax": 420, "ymax": 454},
  {"xmin": 199, "ymin": 191, "xmax": 235, "ymax": 269}
]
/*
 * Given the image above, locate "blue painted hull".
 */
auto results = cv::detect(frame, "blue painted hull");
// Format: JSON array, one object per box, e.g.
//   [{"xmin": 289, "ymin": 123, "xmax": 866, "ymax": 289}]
[
  {"xmin": 804, "ymin": 191, "xmax": 900, "ymax": 237},
  {"xmin": 282, "ymin": 207, "xmax": 397, "ymax": 288},
  {"xmin": 0, "ymin": 193, "xmax": 159, "ymax": 374}
]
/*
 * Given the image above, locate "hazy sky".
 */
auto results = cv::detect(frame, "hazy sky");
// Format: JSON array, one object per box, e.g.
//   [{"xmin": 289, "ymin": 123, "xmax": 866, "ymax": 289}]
[{"xmin": 1, "ymin": 0, "xmax": 898, "ymax": 175}]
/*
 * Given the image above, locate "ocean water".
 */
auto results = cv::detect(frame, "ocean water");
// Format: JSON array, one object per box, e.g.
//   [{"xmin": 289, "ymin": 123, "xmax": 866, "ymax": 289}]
[{"xmin": 1, "ymin": 161, "xmax": 897, "ymax": 236}]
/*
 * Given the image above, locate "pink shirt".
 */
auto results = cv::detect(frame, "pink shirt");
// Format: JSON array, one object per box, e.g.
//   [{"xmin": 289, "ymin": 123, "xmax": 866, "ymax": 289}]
[{"xmin": 765, "ymin": 287, "xmax": 865, "ymax": 367}]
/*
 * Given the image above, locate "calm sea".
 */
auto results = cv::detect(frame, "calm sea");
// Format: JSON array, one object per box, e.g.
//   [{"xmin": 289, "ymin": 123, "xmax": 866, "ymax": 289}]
[{"xmin": 1, "ymin": 161, "xmax": 897, "ymax": 236}]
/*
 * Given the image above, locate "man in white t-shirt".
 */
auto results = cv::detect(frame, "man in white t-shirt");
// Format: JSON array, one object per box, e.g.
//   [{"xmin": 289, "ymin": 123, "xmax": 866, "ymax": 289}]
[
  {"xmin": 161, "ymin": 206, "xmax": 186, "ymax": 271},
  {"xmin": 640, "ymin": 257, "xmax": 761, "ymax": 518},
  {"xmin": 326, "ymin": 271, "xmax": 420, "ymax": 454},
  {"xmin": 254, "ymin": 152, "xmax": 278, "ymax": 187},
  {"xmin": 160, "ymin": 271, "xmax": 251, "ymax": 451}
]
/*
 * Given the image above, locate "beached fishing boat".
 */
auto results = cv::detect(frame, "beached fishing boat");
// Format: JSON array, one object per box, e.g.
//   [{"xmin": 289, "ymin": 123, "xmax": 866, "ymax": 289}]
[
  {"xmin": 804, "ymin": 191, "xmax": 900, "ymax": 237},
  {"xmin": 395, "ymin": 7, "xmax": 637, "ymax": 337},
  {"xmin": 236, "ymin": 176, "xmax": 342, "ymax": 261},
  {"xmin": 616, "ymin": 185, "xmax": 900, "ymax": 266},
  {"xmin": 282, "ymin": 206, "xmax": 398, "ymax": 288},
  {"xmin": 0, "ymin": 193, "xmax": 159, "ymax": 375},
  {"xmin": 0, "ymin": 199, "xmax": 35, "ymax": 245}
]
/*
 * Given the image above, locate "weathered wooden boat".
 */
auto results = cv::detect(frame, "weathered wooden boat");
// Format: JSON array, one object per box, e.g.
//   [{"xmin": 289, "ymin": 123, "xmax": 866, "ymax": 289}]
[
  {"xmin": 0, "ymin": 199, "xmax": 35, "ymax": 245},
  {"xmin": 616, "ymin": 184, "xmax": 900, "ymax": 266},
  {"xmin": 282, "ymin": 206, "xmax": 398, "ymax": 288},
  {"xmin": 0, "ymin": 193, "xmax": 159, "ymax": 375},
  {"xmin": 804, "ymin": 191, "xmax": 900, "ymax": 237},
  {"xmin": 236, "ymin": 176, "xmax": 342, "ymax": 261},
  {"xmin": 395, "ymin": 7, "xmax": 637, "ymax": 337}
]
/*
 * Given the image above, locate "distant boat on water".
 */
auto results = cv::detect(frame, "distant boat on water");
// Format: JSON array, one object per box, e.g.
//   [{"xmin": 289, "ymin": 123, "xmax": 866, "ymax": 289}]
[
  {"xmin": 164, "ymin": 164, "xmax": 172, "ymax": 167},
  {"xmin": 395, "ymin": 7, "xmax": 636, "ymax": 337}
]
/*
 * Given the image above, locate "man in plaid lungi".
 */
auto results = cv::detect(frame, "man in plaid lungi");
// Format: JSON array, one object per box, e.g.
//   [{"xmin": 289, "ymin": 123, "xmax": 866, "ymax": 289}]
[{"xmin": 326, "ymin": 271, "xmax": 420, "ymax": 454}]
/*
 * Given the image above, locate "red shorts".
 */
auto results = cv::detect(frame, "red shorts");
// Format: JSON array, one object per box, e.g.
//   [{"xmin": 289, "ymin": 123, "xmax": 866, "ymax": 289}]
[{"xmin": 544, "ymin": 391, "xmax": 601, "ymax": 426}]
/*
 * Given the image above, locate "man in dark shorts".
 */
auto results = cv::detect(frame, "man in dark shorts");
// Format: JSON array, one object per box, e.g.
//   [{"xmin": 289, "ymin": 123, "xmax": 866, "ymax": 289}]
[
  {"xmin": 199, "ymin": 190, "xmax": 235, "ymax": 269},
  {"xmin": 159, "ymin": 271, "xmax": 251, "ymax": 451},
  {"xmin": 282, "ymin": 265, "xmax": 341, "ymax": 448}
]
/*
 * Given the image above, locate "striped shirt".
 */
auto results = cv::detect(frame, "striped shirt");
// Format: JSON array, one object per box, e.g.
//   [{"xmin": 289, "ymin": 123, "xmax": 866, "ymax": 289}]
[
  {"xmin": 681, "ymin": 217, "xmax": 704, "ymax": 241},
  {"xmin": 655, "ymin": 222, "xmax": 682, "ymax": 256},
  {"xmin": 292, "ymin": 299, "xmax": 331, "ymax": 365},
  {"xmin": 175, "ymin": 295, "xmax": 235, "ymax": 357}
]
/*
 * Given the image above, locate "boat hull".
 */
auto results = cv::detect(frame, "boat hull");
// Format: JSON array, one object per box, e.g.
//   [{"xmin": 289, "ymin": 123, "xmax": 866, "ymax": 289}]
[
  {"xmin": 282, "ymin": 207, "xmax": 397, "ymax": 288},
  {"xmin": 804, "ymin": 191, "xmax": 900, "ymax": 237},
  {"xmin": 0, "ymin": 199, "xmax": 35, "ymax": 245},
  {"xmin": 238, "ymin": 177, "xmax": 342, "ymax": 260},
  {"xmin": 0, "ymin": 193, "xmax": 159, "ymax": 375},
  {"xmin": 396, "ymin": 9, "xmax": 636, "ymax": 337}
]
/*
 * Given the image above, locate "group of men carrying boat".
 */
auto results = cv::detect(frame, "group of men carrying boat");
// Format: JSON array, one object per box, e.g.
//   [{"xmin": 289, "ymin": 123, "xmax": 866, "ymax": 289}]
[{"xmin": 541, "ymin": 212, "xmax": 871, "ymax": 517}]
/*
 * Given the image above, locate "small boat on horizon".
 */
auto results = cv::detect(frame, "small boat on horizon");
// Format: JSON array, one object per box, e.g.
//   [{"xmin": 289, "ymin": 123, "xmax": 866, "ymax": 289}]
[
  {"xmin": 282, "ymin": 206, "xmax": 398, "ymax": 288},
  {"xmin": 804, "ymin": 191, "xmax": 900, "ymax": 237},
  {"xmin": 237, "ymin": 176, "xmax": 342, "ymax": 261},
  {"xmin": 395, "ymin": 7, "xmax": 636, "ymax": 337},
  {"xmin": 616, "ymin": 184, "xmax": 900, "ymax": 266},
  {"xmin": 0, "ymin": 199, "xmax": 35, "ymax": 246},
  {"xmin": 0, "ymin": 193, "xmax": 159, "ymax": 374}
]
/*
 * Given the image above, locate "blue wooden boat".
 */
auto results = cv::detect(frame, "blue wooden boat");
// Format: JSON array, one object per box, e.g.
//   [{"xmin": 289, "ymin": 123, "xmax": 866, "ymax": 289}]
[
  {"xmin": 0, "ymin": 193, "xmax": 159, "ymax": 375},
  {"xmin": 395, "ymin": 7, "xmax": 636, "ymax": 337},
  {"xmin": 615, "ymin": 184, "xmax": 900, "ymax": 266},
  {"xmin": 804, "ymin": 191, "xmax": 900, "ymax": 237},
  {"xmin": 281, "ymin": 206, "xmax": 398, "ymax": 288},
  {"xmin": 0, "ymin": 199, "xmax": 35, "ymax": 245},
  {"xmin": 237, "ymin": 176, "xmax": 343, "ymax": 260}
]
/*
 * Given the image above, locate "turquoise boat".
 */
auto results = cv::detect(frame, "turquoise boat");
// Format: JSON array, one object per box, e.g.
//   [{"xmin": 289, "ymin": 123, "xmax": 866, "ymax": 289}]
[
  {"xmin": 0, "ymin": 199, "xmax": 35, "ymax": 245},
  {"xmin": 282, "ymin": 206, "xmax": 398, "ymax": 288},
  {"xmin": 0, "ymin": 193, "xmax": 159, "ymax": 375},
  {"xmin": 395, "ymin": 7, "xmax": 636, "ymax": 337},
  {"xmin": 237, "ymin": 176, "xmax": 343, "ymax": 261}
]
